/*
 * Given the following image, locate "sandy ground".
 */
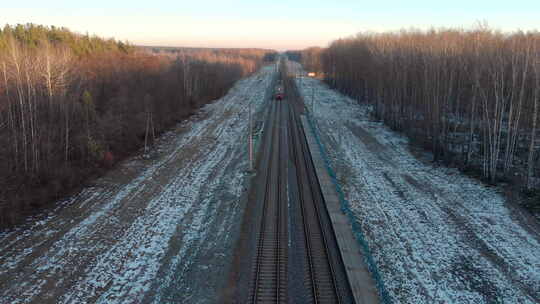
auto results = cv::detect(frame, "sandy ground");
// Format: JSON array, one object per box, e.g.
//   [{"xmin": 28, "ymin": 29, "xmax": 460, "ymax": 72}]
[
  {"xmin": 0, "ymin": 65, "xmax": 276, "ymax": 304},
  {"xmin": 290, "ymin": 61, "xmax": 540, "ymax": 304}
]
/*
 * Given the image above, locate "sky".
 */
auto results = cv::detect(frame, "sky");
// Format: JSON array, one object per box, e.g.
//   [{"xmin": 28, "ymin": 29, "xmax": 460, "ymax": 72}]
[{"xmin": 2, "ymin": 1, "xmax": 539, "ymax": 50}]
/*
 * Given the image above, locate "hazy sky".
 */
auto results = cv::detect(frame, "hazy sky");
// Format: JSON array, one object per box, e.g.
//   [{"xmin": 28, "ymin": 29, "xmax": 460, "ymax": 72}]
[{"xmin": 2, "ymin": 1, "xmax": 539, "ymax": 50}]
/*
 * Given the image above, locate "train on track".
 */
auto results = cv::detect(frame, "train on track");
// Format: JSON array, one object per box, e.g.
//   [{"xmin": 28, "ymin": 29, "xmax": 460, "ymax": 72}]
[{"xmin": 275, "ymin": 85, "xmax": 284, "ymax": 101}]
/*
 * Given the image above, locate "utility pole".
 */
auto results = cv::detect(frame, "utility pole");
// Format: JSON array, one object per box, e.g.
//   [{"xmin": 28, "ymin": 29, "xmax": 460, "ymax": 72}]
[
  {"xmin": 311, "ymin": 86, "xmax": 315, "ymax": 115},
  {"xmin": 248, "ymin": 101, "xmax": 253, "ymax": 171}
]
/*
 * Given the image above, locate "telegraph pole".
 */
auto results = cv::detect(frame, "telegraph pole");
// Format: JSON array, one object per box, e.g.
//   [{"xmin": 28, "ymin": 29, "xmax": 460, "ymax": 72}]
[
  {"xmin": 311, "ymin": 86, "xmax": 315, "ymax": 115},
  {"xmin": 248, "ymin": 101, "xmax": 253, "ymax": 171}
]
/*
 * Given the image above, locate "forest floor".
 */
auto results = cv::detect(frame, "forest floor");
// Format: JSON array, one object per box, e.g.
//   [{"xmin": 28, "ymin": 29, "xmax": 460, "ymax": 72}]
[
  {"xmin": 0, "ymin": 65, "xmax": 275, "ymax": 304},
  {"xmin": 291, "ymin": 62, "xmax": 540, "ymax": 304}
]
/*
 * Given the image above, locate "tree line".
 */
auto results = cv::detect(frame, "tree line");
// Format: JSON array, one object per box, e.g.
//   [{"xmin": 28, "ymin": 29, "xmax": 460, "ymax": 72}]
[
  {"xmin": 296, "ymin": 27, "xmax": 540, "ymax": 211},
  {"xmin": 0, "ymin": 23, "xmax": 275, "ymax": 228}
]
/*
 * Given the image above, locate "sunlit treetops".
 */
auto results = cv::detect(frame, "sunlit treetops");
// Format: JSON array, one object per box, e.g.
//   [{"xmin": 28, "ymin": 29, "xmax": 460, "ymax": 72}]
[{"xmin": 0, "ymin": 23, "xmax": 132, "ymax": 56}]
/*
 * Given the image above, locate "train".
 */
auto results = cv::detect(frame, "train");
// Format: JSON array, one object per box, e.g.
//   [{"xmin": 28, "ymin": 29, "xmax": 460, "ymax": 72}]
[{"xmin": 275, "ymin": 85, "xmax": 284, "ymax": 101}]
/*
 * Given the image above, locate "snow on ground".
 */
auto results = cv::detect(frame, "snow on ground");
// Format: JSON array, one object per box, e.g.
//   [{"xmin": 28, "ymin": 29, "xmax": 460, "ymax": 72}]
[
  {"xmin": 291, "ymin": 62, "xmax": 540, "ymax": 303},
  {"xmin": 0, "ymin": 64, "xmax": 276, "ymax": 304}
]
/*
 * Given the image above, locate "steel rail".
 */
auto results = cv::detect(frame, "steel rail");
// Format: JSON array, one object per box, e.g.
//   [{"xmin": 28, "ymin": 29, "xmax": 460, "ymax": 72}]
[
  {"xmin": 251, "ymin": 100, "xmax": 286, "ymax": 303},
  {"xmin": 288, "ymin": 101, "xmax": 342, "ymax": 304}
]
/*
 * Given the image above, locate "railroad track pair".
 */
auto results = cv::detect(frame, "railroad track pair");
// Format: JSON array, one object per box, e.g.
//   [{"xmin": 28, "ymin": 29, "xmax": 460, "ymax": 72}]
[{"xmin": 250, "ymin": 99, "xmax": 352, "ymax": 303}]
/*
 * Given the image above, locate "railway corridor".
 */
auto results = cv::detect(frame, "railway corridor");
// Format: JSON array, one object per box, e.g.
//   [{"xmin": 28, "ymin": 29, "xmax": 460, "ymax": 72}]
[{"xmin": 246, "ymin": 93, "xmax": 354, "ymax": 303}]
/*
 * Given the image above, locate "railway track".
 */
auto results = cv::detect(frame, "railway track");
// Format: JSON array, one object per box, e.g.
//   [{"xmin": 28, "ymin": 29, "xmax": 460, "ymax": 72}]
[
  {"xmin": 250, "ymin": 100, "xmax": 288, "ymax": 303},
  {"xmin": 247, "ymin": 64, "xmax": 353, "ymax": 303},
  {"xmin": 288, "ymin": 100, "xmax": 351, "ymax": 303}
]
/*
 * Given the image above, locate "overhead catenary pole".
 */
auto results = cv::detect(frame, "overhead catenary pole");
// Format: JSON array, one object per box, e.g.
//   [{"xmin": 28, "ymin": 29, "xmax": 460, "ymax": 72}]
[
  {"xmin": 312, "ymin": 86, "xmax": 315, "ymax": 115},
  {"xmin": 248, "ymin": 101, "xmax": 253, "ymax": 171}
]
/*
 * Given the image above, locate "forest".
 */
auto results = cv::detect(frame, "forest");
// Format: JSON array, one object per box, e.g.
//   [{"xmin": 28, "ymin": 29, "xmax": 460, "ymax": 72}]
[
  {"xmin": 0, "ymin": 24, "xmax": 275, "ymax": 228},
  {"xmin": 296, "ymin": 27, "xmax": 540, "ymax": 213}
]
